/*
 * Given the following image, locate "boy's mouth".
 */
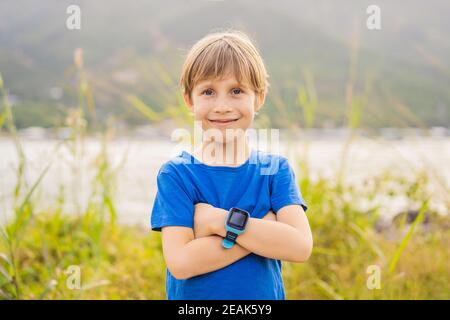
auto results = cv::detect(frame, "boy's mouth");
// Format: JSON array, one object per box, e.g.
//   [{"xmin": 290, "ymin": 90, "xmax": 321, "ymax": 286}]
[{"xmin": 208, "ymin": 118, "xmax": 240, "ymax": 126}]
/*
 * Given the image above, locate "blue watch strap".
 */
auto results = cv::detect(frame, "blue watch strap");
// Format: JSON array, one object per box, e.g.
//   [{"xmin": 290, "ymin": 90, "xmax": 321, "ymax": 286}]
[
  {"xmin": 222, "ymin": 238, "xmax": 235, "ymax": 249},
  {"xmin": 222, "ymin": 230, "xmax": 239, "ymax": 249}
]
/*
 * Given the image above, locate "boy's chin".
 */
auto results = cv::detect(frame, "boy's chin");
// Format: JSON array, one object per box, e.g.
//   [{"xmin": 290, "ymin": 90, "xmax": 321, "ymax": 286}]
[{"xmin": 202, "ymin": 128, "xmax": 248, "ymax": 143}]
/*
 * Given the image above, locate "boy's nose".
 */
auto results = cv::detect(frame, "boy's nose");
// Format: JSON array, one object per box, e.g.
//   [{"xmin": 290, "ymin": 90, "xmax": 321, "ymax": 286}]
[{"xmin": 211, "ymin": 101, "xmax": 234, "ymax": 113}]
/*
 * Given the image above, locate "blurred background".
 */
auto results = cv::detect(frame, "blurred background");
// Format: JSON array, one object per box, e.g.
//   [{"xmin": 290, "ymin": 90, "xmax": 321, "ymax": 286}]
[{"xmin": 0, "ymin": 0, "xmax": 448, "ymax": 299}]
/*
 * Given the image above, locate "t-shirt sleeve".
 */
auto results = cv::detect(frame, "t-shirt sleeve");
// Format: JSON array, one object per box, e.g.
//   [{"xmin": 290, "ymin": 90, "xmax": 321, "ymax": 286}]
[
  {"xmin": 150, "ymin": 168, "xmax": 194, "ymax": 232},
  {"xmin": 270, "ymin": 156, "xmax": 308, "ymax": 214}
]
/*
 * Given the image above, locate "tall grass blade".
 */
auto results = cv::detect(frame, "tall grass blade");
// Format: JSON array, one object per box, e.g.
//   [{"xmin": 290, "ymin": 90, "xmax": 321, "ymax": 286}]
[{"xmin": 388, "ymin": 201, "xmax": 428, "ymax": 274}]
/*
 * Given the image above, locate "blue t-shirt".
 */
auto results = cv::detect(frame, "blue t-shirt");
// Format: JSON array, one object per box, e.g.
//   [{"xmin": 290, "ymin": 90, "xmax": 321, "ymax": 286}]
[{"xmin": 150, "ymin": 148, "xmax": 308, "ymax": 300}]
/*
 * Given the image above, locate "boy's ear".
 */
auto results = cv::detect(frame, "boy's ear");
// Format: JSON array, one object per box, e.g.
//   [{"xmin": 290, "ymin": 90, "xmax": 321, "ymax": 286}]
[
  {"xmin": 255, "ymin": 91, "xmax": 266, "ymax": 112},
  {"xmin": 183, "ymin": 93, "xmax": 193, "ymax": 110}
]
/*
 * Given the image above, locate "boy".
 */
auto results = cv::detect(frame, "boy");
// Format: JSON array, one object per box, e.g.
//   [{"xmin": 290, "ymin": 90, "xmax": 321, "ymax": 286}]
[{"xmin": 151, "ymin": 30, "xmax": 313, "ymax": 300}]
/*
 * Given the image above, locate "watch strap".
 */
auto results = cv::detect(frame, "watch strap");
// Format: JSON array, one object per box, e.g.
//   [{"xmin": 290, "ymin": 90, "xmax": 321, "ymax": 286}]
[
  {"xmin": 223, "ymin": 230, "xmax": 238, "ymax": 249},
  {"xmin": 222, "ymin": 238, "xmax": 235, "ymax": 249}
]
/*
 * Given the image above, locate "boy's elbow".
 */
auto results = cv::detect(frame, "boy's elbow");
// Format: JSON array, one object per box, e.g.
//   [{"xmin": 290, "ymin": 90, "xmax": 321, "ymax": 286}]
[
  {"xmin": 167, "ymin": 255, "xmax": 193, "ymax": 280},
  {"xmin": 292, "ymin": 234, "xmax": 313, "ymax": 263}
]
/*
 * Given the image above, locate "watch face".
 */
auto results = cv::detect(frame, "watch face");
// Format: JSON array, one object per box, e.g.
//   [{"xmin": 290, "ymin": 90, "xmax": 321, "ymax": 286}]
[{"xmin": 227, "ymin": 208, "xmax": 249, "ymax": 230}]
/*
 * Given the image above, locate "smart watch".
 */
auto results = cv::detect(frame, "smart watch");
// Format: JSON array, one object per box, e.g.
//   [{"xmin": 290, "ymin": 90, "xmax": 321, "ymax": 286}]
[{"xmin": 222, "ymin": 207, "xmax": 250, "ymax": 249}]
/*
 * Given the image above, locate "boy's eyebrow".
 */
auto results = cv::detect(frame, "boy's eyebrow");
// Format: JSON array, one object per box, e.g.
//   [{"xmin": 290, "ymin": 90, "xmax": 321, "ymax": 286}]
[{"xmin": 196, "ymin": 82, "xmax": 212, "ymax": 89}]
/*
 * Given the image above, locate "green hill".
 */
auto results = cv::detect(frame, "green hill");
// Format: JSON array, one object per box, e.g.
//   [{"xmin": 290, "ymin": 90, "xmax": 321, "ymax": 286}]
[{"xmin": 0, "ymin": 0, "xmax": 449, "ymax": 129}]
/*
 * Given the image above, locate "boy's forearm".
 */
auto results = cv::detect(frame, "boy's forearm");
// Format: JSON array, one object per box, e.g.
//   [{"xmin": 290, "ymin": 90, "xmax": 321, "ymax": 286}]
[
  {"xmin": 211, "ymin": 209, "xmax": 310, "ymax": 262},
  {"xmin": 178, "ymin": 236, "xmax": 250, "ymax": 279},
  {"xmin": 177, "ymin": 205, "xmax": 277, "ymax": 279}
]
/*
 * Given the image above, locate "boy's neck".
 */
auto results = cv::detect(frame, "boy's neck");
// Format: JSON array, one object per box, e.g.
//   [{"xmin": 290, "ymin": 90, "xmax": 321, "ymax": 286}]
[{"xmin": 193, "ymin": 138, "xmax": 251, "ymax": 167}]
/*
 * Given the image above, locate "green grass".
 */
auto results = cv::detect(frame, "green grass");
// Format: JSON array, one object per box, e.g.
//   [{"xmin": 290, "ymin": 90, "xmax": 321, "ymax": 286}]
[
  {"xmin": 283, "ymin": 173, "xmax": 449, "ymax": 299},
  {"xmin": 0, "ymin": 168, "xmax": 448, "ymax": 299},
  {"xmin": 1, "ymin": 212, "xmax": 166, "ymax": 299}
]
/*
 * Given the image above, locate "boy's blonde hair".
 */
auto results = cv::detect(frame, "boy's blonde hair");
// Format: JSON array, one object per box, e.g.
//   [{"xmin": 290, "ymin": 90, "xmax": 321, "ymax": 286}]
[{"xmin": 180, "ymin": 30, "xmax": 269, "ymax": 106}]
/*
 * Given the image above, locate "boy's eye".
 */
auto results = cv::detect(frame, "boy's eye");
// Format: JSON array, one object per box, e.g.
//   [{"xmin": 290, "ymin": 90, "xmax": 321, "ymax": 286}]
[
  {"xmin": 202, "ymin": 89, "xmax": 214, "ymax": 96},
  {"xmin": 201, "ymin": 88, "xmax": 243, "ymax": 96}
]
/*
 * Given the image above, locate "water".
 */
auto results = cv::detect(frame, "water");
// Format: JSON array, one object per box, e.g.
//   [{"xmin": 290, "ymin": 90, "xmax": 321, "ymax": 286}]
[{"xmin": 1, "ymin": 136, "xmax": 449, "ymax": 226}]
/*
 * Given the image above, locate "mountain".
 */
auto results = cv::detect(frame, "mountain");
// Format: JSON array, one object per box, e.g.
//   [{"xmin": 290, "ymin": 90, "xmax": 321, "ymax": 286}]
[{"xmin": 0, "ymin": 0, "xmax": 449, "ymax": 129}]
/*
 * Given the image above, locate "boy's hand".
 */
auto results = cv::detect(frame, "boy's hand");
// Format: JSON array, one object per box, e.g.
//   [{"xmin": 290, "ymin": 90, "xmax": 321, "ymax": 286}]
[
  {"xmin": 194, "ymin": 204, "xmax": 277, "ymax": 238},
  {"xmin": 194, "ymin": 203, "xmax": 227, "ymax": 238},
  {"xmin": 195, "ymin": 204, "xmax": 275, "ymax": 238}
]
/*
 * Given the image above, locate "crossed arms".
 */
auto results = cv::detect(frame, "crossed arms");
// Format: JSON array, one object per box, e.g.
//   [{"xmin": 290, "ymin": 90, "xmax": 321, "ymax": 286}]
[{"xmin": 161, "ymin": 203, "xmax": 313, "ymax": 280}]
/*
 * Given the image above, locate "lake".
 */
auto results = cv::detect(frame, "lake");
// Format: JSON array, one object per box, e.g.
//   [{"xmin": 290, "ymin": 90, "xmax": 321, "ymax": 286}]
[{"xmin": 0, "ymin": 136, "xmax": 449, "ymax": 226}]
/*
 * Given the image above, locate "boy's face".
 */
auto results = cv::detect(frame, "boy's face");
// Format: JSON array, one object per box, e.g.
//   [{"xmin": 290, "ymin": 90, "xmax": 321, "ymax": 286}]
[{"xmin": 183, "ymin": 73, "xmax": 265, "ymax": 141}]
